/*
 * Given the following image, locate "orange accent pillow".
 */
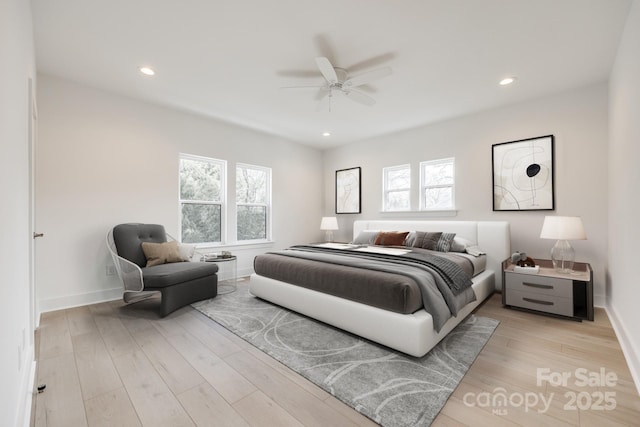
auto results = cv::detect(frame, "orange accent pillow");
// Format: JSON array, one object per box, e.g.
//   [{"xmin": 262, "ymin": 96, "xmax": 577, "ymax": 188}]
[{"xmin": 374, "ymin": 231, "xmax": 410, "ymax": 246}]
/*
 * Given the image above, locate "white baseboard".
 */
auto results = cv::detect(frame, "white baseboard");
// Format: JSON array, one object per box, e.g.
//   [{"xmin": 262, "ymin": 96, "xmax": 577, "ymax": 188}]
[
  {"xmin": 594, "ymin": 294, "xmax": 606, "ymax": 308},
  {"xmin": 39, "ymin": 286, "xmax": 122, "ymax": 313},
  {"xmin": 238, "ymin": 267, "xmax": 255, "ymax": 278},
  {"xmin": 605, "ymin": 304, "xmax": 640, "ymax": 395},
  {"xmin": 37, "ymin": 266, "xmax": 255, "ymax": 315},
  {"xmin": 38, "ymin": 270, "xmax": 256, "ymax": 314},
  {"xmin": 17, "ymin": 356, "xmax": 36, "ymax": 427}
]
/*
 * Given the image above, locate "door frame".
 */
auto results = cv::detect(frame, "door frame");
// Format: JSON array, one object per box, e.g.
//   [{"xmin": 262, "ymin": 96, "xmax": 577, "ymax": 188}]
[{"xmin": 28, "ymin": 77, "xmax": 38, "ymax": 333}]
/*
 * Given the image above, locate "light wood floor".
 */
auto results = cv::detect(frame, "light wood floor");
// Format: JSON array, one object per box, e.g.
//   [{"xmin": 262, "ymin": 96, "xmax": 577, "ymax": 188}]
[{"xmin": 33, "ymin": 278, "xmax": 640, "ymax": 426}]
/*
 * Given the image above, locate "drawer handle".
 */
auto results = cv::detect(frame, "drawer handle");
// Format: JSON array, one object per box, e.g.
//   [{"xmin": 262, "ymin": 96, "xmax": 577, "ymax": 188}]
[
  {"xmin": 523, "ymin": 282, "xmax": 554, "ymax": 290},
  {"xmin": 523, "ymin": 297, "xmax": 554, "ymax": 306}
]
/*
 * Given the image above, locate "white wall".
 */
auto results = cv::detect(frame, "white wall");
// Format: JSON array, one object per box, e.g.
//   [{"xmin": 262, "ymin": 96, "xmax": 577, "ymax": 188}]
[
  {"xmin": 323, "ymin": 83, "xmax": 609, "ymax": 297},
  {"xmin": 36, "ymin": 74, "xmax": 323, "ymax": 312},
  {"xmin": 608, "ymin": 0, "xmax": 640, "ymax": 392},
  {"xmin": 0, "ymin": 0, "xmax": 37, "ymax": 425}
]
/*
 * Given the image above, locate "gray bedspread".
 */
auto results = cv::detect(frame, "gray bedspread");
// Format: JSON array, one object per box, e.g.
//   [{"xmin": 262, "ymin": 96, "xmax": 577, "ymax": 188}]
[{"xmin": 255, "ymin": 245, "xmax": 476, "ymax": 331}]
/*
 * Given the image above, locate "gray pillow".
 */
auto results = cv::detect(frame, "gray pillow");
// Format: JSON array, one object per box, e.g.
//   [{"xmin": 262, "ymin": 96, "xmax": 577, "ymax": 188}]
[
  {"xmin": 351, "ymin": 230, "xmax": 379, "ymax": 245},
  {"xmin": 435, "ymin": 232, "xmax": 456, "ymax": 252},
  {"xmin": 406, "ymin": 231, "xmax": 456, "ymax": 252},
  {"xmin": 406, "ymin": 231, "xmax": 442, "ymax": 250}
]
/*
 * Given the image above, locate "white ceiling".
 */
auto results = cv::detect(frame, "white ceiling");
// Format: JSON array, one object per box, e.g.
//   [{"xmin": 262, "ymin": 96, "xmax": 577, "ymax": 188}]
[{"xmin": 32, "ymin": 0, "xmax": 632, "ymax": 148}]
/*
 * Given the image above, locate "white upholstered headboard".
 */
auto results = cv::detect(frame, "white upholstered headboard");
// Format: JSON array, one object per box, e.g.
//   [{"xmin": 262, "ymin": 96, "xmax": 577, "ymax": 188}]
[{"xmin": 353, "ymin": 220, "xmax": 511, "ymax": 290}]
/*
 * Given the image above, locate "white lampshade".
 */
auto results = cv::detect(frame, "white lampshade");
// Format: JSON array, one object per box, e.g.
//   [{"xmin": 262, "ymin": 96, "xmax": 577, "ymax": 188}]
[
  {"xmin": 320, "ymin": 216, "xmax": 338, "ymax": 243},
  {"xmin": 320, "ymin": 216, "xmax": 339, "ymax": 231},
  {"xmin": 540, "ymin": 216, "xmax": 586, "ymax": 240},
  {"xmin": 540, "ymin": 216, "xmax": 586, "ymax": 273}
]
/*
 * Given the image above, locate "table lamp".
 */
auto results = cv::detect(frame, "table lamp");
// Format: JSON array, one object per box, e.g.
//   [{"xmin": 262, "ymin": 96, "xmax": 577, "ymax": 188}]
[
  {"xmin": 320, "ymin": 216, "xmax": 339, "ymax": 242},
  {"xmin": 539, "ymin": 216, "xmax": 587, "ymax": 273}
]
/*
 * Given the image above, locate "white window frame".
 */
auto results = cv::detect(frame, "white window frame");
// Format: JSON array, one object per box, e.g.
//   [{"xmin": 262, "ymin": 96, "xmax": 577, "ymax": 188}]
[
  {"xmin": 420, "ymin": 158, "xmax": 455, "ymax": 210},
  {"xmin": 236, "ymin": 163, "xmax": 272, "ymax": 242},
  {"xmin": 382, "ymin": 164, "xmax": 411, "ymax": 212},
  {"xmin": 179, "ymin": 153, "xmax": 227, "ymax": 245}
]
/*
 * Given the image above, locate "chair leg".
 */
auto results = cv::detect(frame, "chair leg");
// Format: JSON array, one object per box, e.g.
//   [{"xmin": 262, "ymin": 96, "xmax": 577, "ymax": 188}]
[
  {"xmin": 123, "ymin": 290, "xmax": 159, "ymax": 304},
  {"xmin": 156, "ymin": 275, "xmax": 218, "ymax": 317}
]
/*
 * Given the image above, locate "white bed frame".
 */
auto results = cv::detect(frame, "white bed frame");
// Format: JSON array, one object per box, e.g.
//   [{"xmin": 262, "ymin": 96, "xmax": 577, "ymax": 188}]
[{"xmin": 250, "ymin": 220, "xmax": 510, "ymax": 357}]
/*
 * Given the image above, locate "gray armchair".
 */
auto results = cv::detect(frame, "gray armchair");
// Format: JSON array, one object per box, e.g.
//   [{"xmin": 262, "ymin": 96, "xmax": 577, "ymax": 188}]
[{"xmin": 107, "ymin": 223, "xmax": 218, "ymax": 316}]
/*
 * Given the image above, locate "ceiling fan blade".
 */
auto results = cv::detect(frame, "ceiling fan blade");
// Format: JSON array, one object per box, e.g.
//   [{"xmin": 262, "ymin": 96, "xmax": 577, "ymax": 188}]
[
  {"xmin": 343, "ymin": 67, "xmax": 392, "ymax": 89},
  {"xmin": 313, "ymin": 34, "xmax": 339, "ymax": 66},
  {"xmin": 343, "ymin": 89, "xmax": 376, "ymax": 106},
  {"xmin": 315, "ymin": 57, "xmax": 338, "ymax": 84},
  {"xmin": 356, "ymin": 84, "xmax": 376, "ymax": 94},
  {"xmin": 346, "ymin": 52, "xmax": 397, "ymax": 73},
  {"xmin": 280, "ymin": 85, "xmax": 326, "ymax": 90},
  {"xmin": 276, "ymin": 70, "xmax": 322, "ymax": 78}
]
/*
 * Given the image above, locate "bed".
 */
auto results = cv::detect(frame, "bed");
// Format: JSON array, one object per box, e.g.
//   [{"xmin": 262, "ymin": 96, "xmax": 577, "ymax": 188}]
[{"xmin": 249, "ymin": 220, "xmax": 510, "ymax": 357}]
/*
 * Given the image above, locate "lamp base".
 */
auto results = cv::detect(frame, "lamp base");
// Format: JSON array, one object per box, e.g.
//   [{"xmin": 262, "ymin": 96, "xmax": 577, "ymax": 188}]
[
  {"xmin": 550, "ymin": 239, "xmax": 575, "ymax": 273},
  {"xmin": 325, "ymin": 230, "xmax": 334, "ymax": 243}
]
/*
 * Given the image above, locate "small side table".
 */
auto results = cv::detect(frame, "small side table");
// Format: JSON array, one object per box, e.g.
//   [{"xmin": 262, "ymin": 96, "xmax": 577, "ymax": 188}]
[
  {"xmin": 502, "ymin": 258, "xmax": 594, "ymax": 321},
  {"xmin": 200, "ymin": 255, "xmax": 237, "ymax": 295}
]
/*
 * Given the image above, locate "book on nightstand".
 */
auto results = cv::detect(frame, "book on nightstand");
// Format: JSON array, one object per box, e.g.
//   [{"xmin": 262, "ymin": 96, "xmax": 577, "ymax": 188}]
[{"xmin": 513, "ymin": 265, "xmax": 540, "ymax": 274}]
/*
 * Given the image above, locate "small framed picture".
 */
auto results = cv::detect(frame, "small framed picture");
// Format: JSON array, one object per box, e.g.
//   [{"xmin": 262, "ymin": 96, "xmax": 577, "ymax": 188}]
[
  {"xmin": 492, "ymin": 135, "xmax": 555, "ymax": 211},
  {"xmin": 335, "ymin": 167, "xmax": 361, "ymax": 214}
]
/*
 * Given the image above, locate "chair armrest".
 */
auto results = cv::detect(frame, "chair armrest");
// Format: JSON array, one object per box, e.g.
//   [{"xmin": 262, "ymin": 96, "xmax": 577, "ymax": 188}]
[{"xmin": 106, "ymin": 230, "xmax": 144, "ymax": 292}]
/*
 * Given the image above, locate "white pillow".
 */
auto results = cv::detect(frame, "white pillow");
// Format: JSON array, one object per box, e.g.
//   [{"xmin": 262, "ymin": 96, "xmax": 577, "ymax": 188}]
[
  {"xmin": 177, "ymin": 243, "xmax": 197, "ymax": 261},
  {"xmin": 351, "ymin": 230, "xmax": 379, "ymax": 245},
  {"xmin": 465, "ymin": 246, "xmax": 486, "ymax": 257},
  {"xmin": 450, "ymin": 236, "xmax": 474, "ymax": 252}
]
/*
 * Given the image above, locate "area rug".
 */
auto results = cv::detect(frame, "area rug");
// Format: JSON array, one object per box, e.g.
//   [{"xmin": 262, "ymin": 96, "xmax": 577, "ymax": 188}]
[{"xmin": 192, "ymin": 281, "xmax": 498, "ymax": 427}]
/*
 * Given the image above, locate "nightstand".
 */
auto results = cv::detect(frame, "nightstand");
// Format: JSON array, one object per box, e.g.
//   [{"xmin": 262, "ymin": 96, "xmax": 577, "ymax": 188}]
[{"xmin": 502, "ymin": 259, "xmax": 594, "ymax": 321}]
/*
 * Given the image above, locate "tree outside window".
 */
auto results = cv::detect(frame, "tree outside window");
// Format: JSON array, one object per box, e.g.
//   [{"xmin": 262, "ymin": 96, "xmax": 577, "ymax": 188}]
[
  {"xmin": 236, "ymin": 163, "xmax": 271, "ymax": 241},
  {"xmin": 179, "ymin": 154, "xmax": 225, "ymax": 244},
  {"xmin": 420, "ymin": 158, "xmax": 455, "ymax": 210},
  {"xmin": 383, "ymin": 164, "xmax": 411, "ymax": 211}
]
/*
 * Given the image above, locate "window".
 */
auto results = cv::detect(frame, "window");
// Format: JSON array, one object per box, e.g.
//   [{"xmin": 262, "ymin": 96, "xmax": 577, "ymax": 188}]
[
  {"xmin": 236, "ymin": 163, "xmax": 271, "ymax": 241},
  {"xmin": 383, "ymin": 164, "xmax": 411, "ymax": 211},
  {"xmin": 420, "ymin": 158, "xmax": 455, "ymax": 210},
  {"xmin": 179, "ymin": 154, "xmax": 226, "ymax": 244}
]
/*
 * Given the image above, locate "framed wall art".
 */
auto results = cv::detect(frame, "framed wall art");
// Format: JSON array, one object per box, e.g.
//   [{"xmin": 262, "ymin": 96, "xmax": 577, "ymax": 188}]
[
  {"xmin": 335, "ymin": 167, "xmax": 361, "ymax": 214},
  {"xmin": 492, "ymin": 135, "xmax": 555, "ymax": 211}
]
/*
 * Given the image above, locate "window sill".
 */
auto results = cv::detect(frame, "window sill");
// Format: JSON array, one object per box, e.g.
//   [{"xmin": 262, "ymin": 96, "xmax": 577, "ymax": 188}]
[
  {"xmin": 196, "ymin": 240, "xmax": 276, "ymax": 251},
  {"xmin": 379, "ymin": 210, "xmax": 458, "ymax": 217}
]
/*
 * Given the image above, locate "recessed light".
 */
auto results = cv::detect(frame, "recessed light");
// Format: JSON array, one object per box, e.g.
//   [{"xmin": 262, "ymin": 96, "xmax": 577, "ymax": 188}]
[
  {"xmin": 139, "ymin": 67, "xmax": 155, "ymax": 76},
  {"xmin": 322, "ymin": 132, "xmax": 331, "ymax": 137},
  {"xmin": 499, "ymin": 77, "xmax": 516, "ymax": 86}
]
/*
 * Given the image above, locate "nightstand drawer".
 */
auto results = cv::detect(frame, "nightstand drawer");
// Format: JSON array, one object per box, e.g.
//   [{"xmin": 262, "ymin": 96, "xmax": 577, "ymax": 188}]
[
  {"xmin": 504, "ymin": 272, "xmax": 573, "ymax": 298},
  {"xmin": 505, "ymin": 289, "xmax": 574, "ymax": 317}
]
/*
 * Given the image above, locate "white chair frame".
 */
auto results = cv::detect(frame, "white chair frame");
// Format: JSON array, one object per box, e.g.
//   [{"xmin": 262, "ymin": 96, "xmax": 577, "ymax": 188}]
[{"xmin": 106, "ymin": 229, "xmax": 177, "ymax": 304}]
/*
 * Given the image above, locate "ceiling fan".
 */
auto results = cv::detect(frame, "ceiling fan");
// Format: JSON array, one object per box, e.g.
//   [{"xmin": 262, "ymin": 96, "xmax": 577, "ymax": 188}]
[{"xmin": 282, "ymin": 57, "xmax": 392, "ymax": 110}]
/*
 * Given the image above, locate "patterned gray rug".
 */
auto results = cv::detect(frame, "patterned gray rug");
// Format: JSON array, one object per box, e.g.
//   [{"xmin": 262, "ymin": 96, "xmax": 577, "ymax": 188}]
[{"xmin": 192, "ymin": 281, "xmax": 498, "ymax": 427}]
